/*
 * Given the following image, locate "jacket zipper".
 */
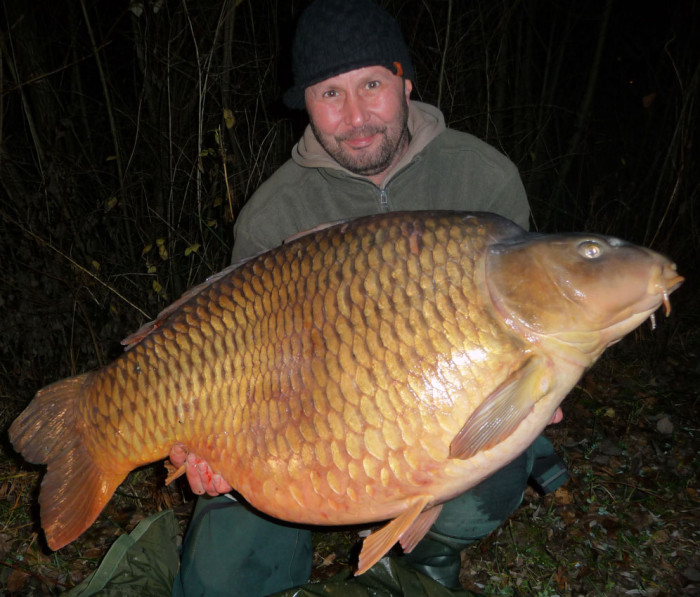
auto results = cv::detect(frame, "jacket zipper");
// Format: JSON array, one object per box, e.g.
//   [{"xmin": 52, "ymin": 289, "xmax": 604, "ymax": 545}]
[{"xmin": 379, "ymin": 188, "xmax": 389, "ymax": 211}]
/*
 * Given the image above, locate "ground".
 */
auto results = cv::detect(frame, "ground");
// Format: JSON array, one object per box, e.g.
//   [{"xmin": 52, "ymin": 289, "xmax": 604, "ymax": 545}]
[{"xmin": 1, "ymin": 330, "xmax": 698, "ymax": 596}]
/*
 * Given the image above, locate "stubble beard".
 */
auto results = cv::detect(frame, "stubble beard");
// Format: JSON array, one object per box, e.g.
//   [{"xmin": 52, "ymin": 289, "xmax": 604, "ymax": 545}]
[{"xmin": 311, "ymin": 97, "xmax": 410, "ymax": 177}]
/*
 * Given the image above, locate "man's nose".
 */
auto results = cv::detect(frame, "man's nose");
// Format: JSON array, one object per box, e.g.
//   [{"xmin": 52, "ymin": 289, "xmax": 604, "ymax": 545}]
[{"xmin": 342, "ymin": 92, "xmax": 369, "ymax": 127}]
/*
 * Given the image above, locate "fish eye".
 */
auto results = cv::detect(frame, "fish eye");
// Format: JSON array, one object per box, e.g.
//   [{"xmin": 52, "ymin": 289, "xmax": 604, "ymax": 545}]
[{"xmin": 578, "ymin": 240, "xmax": 603, "ymax": 259}]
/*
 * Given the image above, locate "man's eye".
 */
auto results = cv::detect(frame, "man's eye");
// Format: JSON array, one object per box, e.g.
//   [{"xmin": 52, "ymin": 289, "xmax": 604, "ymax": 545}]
[
  {"xmin": 366, "ymin": 81, "xmax": 380, "ymax": 89},
  {"xmin": 323, "ymin": 90, "xmax": 338, "ymax": 98}
]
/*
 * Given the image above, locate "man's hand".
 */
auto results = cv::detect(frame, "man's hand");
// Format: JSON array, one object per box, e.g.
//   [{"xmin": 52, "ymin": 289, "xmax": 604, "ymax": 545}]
[
  {"xmin": 167, "ymin": 443, "xmax": 233, "ymax": 496},
  {"xmin": 549, "ymin": 407, "xmax": 563, "ymax": 425}
]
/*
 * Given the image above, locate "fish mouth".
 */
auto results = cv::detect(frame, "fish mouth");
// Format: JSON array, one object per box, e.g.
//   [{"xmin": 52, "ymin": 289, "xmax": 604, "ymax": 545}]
[
  {"xmin": 646, "ymin": 263, "xmax": 684, "ymax": 329},
  {"xmin": 654, "ymin": 264, "xmax": 684, "ymax": 316},
  {"xmin": 603, "ymin": 261, "xmax": 684, "ymax": 342}
]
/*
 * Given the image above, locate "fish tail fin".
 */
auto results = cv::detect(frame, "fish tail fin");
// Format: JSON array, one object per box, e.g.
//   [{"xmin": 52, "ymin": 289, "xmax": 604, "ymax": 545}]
[{"xmin": 9, "ymin": 373, "xmax": 127, "ymax": 550}]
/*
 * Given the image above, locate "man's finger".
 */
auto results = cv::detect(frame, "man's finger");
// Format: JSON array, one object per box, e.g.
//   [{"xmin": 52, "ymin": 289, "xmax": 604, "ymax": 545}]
[
  {"xmin": 548, "ymin": 407, "xmax": 563, "ymax": 425},
  {"xmin": 186, "ymin": 454, "xmax": 207, "ymax": 495},
  {"xmin": 169, "ymin": 442, "xmax": 188, "ymax": 468},
  {"xmin": 213, "ymin": 474, "xmax": 234, "ymax": 494}
]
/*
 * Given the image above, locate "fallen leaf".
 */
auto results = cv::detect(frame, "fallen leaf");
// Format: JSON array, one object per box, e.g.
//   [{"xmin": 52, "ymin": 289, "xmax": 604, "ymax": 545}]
[
  {"xmin": 656, "ymin": 416, "xmax": 673, "ymax": 434},
  {"xmin": 554, "ymin": 486, "xmax": 574, "ymax": 505},
  {"xmin": 553, "ymin": 566, "xmax": 569, "ymax": 589},
  {"xmin": 81, "ymin": 547, "xmax": 105, "ymax": 559},
  {"xmin": 7, "ymin": 568, "xmax": 30, "ymax": 593},
  {"xmin": 682, "ymin": 567, "xmax": 700, "ymax": 582},
  {"xmin": 651, "ymin": 529, "xmax": 670, "ymax": 543},
  {"xmin": 0, "ymin": 533, "xmax": 14, "ymax": 561},
  {"xmin": 559, "ymin": 506, "xmax": 577, "ymax": 526}
]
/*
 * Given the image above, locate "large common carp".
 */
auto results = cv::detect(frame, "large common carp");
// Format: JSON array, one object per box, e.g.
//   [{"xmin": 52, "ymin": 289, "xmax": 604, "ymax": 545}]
[{"xmin": 10, "ymin": 211, "xmax": 683, "ymax": 574}]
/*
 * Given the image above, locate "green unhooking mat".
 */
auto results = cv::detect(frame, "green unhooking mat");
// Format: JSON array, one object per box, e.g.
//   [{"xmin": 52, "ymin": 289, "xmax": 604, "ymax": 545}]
[{"xmin": 64, "ymin": 510, "xmax": 180, "ymax": 597}]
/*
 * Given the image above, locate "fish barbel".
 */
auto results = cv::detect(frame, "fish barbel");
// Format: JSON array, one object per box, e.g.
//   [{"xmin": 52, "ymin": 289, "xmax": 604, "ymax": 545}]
[{"xmin": 9, "ymin": 211, "xmax": 683, "ymax": 574}]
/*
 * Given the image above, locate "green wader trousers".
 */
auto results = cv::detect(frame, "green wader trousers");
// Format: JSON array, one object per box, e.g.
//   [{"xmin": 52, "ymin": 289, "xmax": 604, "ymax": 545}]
[{"xmin": 172, "ymin": 435, "xmax": 567, "ymax": 596}]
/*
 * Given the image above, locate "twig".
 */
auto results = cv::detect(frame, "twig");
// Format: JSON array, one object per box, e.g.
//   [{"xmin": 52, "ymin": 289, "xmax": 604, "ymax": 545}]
[
  {"xmin": 645, "ymin": 46, "xmax": 698, "ymax": 249},
  {"xmin": 0, "ymin": 559, "xmax": 72, "ymax": 589},
  {"xmin": 77, "ymin": 295, "xmax": 106, "ymax": 368},
  {"xmin": 0, "ymin": 43, "xmax": 112, "ymax": 95},
  {"xmin": 0, "ymin": 13, "xmax": 45, "ymax": 178},
  {"xmin": 593, "ymin": 479, "xmax": 669, "ymax": 503},
  {"xmin": 436, "ymin": 0, "xmax": 453, "ymax": 111},
  {"xmin": 78, "ymin": 0, "xmax": 135, "ymax": 262},
  {"xmin": 1, "ymin": 210, "xmax": 150, "ymax": 319},
  {"xmin": 216, "ymin": 125, "xmax": 235, "ymax": 223}
]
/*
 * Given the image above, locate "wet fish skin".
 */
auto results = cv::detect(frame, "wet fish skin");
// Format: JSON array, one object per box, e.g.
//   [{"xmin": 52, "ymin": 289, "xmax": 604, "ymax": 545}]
[{"xmin": 9, "ymin": 211, "xmax": 683, "ymax": 574}]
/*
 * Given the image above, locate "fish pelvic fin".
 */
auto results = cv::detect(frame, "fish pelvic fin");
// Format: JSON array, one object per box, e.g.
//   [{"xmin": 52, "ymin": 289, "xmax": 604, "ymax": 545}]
[
  {"xmin": 449, "ymin": 357, "xmax": 553, "ymax": 460},
  {"xmin": 9, "ymin": 374, "xmax": 127, "ymax": 550},
  {"xmin": 356, "ymin": 496, "xmax": 434, "ymax": 575},
  {"xmin": 399, "ymin": 504, "xmax": 443, "ymax": 554}
]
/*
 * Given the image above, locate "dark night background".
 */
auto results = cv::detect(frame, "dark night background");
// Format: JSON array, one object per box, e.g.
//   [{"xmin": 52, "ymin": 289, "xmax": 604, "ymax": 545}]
[{"xmin": 0, "ymin": 1, "xmax": 698, "ymax": 594}]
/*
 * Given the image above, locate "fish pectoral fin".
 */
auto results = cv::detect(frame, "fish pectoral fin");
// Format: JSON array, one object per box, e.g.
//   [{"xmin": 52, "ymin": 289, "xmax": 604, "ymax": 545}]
[
  {"xmin": 356, "ymin": 495, "xmax": 433, "ymax": 575},
  {"xmin": 449, "ymin": 356, "xmax": 552, "ymax": 460}
]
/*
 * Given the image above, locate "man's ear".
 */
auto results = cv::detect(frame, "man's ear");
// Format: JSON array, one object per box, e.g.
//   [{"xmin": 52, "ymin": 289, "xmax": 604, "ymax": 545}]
[{"xmin": 404, "ymin": 79, "xmax": 413, "ymax": 102}]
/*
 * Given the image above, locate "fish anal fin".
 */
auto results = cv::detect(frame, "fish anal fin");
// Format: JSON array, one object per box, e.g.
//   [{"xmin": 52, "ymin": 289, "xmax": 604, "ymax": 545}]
[
  {"xmin": 9, "ymin": 374, "xmax": 127, "ymax": 550},
  {"xmin": 399, "ymin": 504, "xmax": 442, "ymax": 554},
  {"xmin": 449, "ymin": 357, "xmax": 552, "ymax": 460},
  {"xmin": 356, "ymin": 495, "xmax": 432, "ymax": 575}
]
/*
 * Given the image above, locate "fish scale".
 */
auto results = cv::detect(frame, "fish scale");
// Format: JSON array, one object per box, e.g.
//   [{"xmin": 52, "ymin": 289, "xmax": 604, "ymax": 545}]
[{"xmin": 10, "ymin": 211, "xmax": 683, "ymax": 575}]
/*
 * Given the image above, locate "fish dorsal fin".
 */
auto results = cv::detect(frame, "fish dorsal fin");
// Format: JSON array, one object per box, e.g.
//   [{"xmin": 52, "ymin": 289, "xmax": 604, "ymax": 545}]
[
  {"xmin": 449, "ymin": 356, "xmax": 552, "ymax": 460},
  {"xmin": 356, "ymin": 495, "xmax": 432, "ymax": 575},
  {"xmin": 282, "ymin": 219, "xmax": 348, "ymax": 244},
  {"xmin": 122, "ymin": 220, "xmax": 351, "ymax": 350},
  {"xmin": 120, "ymin": 258, "xmax": 258, "ymax": 350}
]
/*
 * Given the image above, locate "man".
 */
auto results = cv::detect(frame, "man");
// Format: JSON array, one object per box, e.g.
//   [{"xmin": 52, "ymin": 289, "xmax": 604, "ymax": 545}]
[{"xmin": 171, "ymin": 1, "xmax": 568, "ymax": 595}]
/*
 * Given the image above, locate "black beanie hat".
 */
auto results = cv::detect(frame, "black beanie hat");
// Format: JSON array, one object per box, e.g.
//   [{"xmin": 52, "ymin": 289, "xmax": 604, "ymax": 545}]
[{"xmin": 283, "ymin": 0, "xmax": 415, "ymax": 109}]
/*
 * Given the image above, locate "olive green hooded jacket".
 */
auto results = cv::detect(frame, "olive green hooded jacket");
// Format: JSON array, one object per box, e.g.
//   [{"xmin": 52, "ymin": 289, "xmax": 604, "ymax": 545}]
[{"xmin": 232, "ymin": 101, "xmax": 529, "ymax": 262}]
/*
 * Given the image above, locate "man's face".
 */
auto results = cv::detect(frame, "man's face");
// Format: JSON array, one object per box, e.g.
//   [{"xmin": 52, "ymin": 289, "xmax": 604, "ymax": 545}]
[{"xmin": 305, "ymin": 66, "xmax": 412, "ymax": 182}]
